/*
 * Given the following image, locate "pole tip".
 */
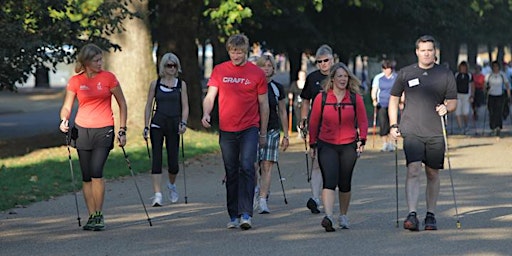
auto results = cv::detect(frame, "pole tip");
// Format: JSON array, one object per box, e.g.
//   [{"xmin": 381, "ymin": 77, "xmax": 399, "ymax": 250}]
[{"xmin": 456, "ymin": 221, "xmax": 461, "ymax": 229}]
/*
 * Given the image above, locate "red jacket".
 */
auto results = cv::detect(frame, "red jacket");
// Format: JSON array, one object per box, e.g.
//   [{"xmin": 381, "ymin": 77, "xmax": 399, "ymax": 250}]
[{"xmin": 308, "ymin": 90, "xmax": 368, "ymax": 146}]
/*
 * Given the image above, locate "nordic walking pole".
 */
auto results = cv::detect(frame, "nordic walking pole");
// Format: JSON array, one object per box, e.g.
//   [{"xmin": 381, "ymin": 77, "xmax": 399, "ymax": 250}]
[
  {"xmin": 120, "ymin": 146, "xmax": 152, "ymax": 226},
  {"xmin": 441, "ymin": 115, "xmax": 461, "ymax": 229},
  {"xmin": 275, "ymin": 162, "xmax": 288, "ymax": 204},
  {"xmin": 394, "ymin": 139, "xmax": 399, "ymax": 228},
  {"xmin": 65, "ymin": 133, "xmax": 81, "ymax": 227},
  {"xmin": 304, "ymin": 138, "xmax": 311, "ymax": 183},
  {"xmin": 181, "ymin": 134, "xmax": 188, "ymax": 204},
  {"xmin": 144, "ymin": 138, "xmax": 151, "ymax": 159},
  {"xmin": 372, "ymin": 106, "xmax": 377, "ymax": 149}
]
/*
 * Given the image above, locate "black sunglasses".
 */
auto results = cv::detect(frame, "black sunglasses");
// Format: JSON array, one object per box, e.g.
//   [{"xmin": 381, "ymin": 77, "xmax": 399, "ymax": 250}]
[
  {"xmin": 316, "ymin": 58, "xmax": 330, "ymax": 64},
  {"xmin": 166, "ymin": 63, "xmax": 177, "ymax": 68}
]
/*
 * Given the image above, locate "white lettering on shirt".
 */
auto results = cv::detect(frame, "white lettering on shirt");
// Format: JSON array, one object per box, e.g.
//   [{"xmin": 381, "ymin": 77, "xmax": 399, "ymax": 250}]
[{"xmin": 222, "ymin": 77, "xmax": 252, "ymax": 85}]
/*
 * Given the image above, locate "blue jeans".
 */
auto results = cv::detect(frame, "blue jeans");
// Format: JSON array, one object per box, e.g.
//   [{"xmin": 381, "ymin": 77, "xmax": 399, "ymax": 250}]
[{"xmin": 219, "ymin": 127, "xmax": 259, "ymax": 218}]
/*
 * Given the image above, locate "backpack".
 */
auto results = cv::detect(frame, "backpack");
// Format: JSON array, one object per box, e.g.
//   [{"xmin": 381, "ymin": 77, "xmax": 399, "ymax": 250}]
[{"xmin": 315, "ymin": 91, "xmax": 359, "ymax": 142}]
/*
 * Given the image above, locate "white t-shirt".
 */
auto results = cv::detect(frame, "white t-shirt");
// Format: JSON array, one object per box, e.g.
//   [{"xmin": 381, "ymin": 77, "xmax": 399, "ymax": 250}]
[{"xmin": 485, "ymin": 72, "xmax": 507, "ymax": 96}]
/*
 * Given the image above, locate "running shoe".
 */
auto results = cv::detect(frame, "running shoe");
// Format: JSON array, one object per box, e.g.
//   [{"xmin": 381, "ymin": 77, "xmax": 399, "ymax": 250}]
[
  {"xmin": 83, "ymin": 213, "xmax": 96, "ymax": 231},
  {"xmin": 338, "ymin": 215, "xmax": 350, "ymax": 229},
  {"xmin": 258, "ymin": 198, "xmax": 270, "ymax": 214},
  {"xmin": 240, "ymin": 213, "xmax": 252, "ymax": 230},
  {"xmin": 167, "ymin": 182, "xmax": 179, "ymax": 203},
  {"xmin": 93, "ymin": 211, "xmax": 105, "ymax": 231},
  {"xmin": 403, "ymin": 212, "xmax": 419, "ymax": 231},
  {"xmin": 424, "ymin": 212, "xmax": 438, "ymax": 230},
  {"xmin": 306, "ymin": 198, "xmax": 321, "ymax": 214},
  {"xmin": 227, "ymin": 217, "xmax": 240, "ymax": 229},
  {"xmin": 321, "ymin": 216, "xmax": 335, "ymax": 232},
  {"xmin": 151, "ymin": 192, "xmax": 163, "ymax": 207}
]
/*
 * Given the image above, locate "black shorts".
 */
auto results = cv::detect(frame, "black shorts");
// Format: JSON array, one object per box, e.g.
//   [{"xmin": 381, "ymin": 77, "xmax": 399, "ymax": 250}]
[
  {"xmin": 71, "ymin": 125, "xmax": 114, "ymax": 150},
  {"xmin": 403, "ymin": 134, "xmax": 444, "ymax": 169},
  {"xmin": 377, "ymin": 106, "xmax": 390, "ymax": 136}
]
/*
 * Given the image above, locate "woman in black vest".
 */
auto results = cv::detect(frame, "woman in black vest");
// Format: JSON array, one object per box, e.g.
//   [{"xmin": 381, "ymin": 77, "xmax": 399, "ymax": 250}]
[{"xmin": 143, "ymin": 52, "xmax": 189, "ymax": 206}]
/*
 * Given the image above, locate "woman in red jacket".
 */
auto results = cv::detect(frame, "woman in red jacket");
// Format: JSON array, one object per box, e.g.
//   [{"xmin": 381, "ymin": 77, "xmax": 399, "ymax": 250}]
[{"xmin": 308, "ymin": 62, "xmax": 368, "ymax": 232}]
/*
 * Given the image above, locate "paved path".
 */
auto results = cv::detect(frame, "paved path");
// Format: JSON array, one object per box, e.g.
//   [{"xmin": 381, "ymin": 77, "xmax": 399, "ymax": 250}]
[{"xmin": 1, "ymin": 132, "xmax": 512, "ymax": 256}]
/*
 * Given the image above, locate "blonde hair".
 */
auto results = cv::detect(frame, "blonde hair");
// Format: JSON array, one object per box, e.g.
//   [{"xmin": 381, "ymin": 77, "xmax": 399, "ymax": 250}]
[
  {"xmin": 74, "ymin": 44, "xmax": 103, "ymax": 74},
  {"xmin": 255, "ymin": 54, "xmax": 276, "ymax": 76},
  {"xmin": 323, "ymin": 62, "xmax": 361, "ymax": 94},
  {"xmin": 159, "ymin": 52, "xmax": 182, "ymax": 77},
  {"xmin": 226, "ymin": 34, "xmax": 249, "ymax": 53}
]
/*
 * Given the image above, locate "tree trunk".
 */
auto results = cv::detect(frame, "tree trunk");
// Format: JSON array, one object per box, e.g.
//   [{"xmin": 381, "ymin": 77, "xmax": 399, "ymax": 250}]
[
  {"xmin": 153, "ymin": 0, "xmax": 204, "ymax": 130},
  {"xmin": 105, "ymin": 0, "xmax": 156, "ymax": 132},
  {"xmin": 467, "ymin": 42, "xmax": 478, "ymax": 70}
]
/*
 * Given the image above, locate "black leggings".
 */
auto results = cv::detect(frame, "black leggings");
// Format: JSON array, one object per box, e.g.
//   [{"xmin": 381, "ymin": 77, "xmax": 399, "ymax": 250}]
[
  {"xmin": 488, "ymin": 95, "xmax": 506, "ymax": 130},
  {"xmin": 317, "ymin": 140, "xmax": 358, "ymax": 192},
  {"xmin": 77, "ymin": 148, "xmax": 111, "ymax": 182},
  {"xmin": 150, "ymin": 114, "xmax": 180, "ymax": 174}
]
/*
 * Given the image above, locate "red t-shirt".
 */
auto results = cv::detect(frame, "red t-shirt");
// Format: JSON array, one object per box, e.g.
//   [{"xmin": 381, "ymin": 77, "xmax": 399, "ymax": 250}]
[
  {"xmin": 308, "ymin": 90, "xmax": 368, "ymax": 145},
  {"xmin": 67, "ymin": 71, "xmax": 119, "ymax": 128},
  {"xmin": 208, "ymin": 61, "xmax": 267, "ymax": 132},
  {"xmin": 473, "ymin": 73, "xmax": 485, "ymax": 90}
]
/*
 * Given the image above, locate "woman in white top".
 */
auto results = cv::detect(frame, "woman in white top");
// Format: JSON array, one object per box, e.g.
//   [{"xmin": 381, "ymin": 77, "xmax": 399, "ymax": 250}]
[{"xmin": 484, "ymin": 61, "xmax": 511, "ymax": 136}]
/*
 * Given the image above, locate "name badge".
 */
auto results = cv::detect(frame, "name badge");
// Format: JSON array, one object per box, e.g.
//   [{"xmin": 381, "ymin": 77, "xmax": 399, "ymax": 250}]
[{"xmin": 408, "ymin": 78, "xmax": 420, "ymax": 87}]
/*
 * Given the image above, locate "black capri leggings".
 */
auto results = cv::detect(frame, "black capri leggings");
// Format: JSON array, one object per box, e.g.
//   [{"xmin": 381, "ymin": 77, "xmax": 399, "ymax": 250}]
[
  {"xmin": 317, "ymin": 140, "xmax": 358, "ymax": 192},
  {"xmin": 78, "ymin": 148, "xmax": 111, "ymax": 181},
  {"xmin": 150, "ymin": 114, "xmax": 180, "ymax": 175}
]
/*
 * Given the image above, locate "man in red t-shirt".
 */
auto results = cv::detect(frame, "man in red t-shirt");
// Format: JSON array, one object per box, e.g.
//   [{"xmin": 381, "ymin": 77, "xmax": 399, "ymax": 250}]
[{"xmin": 202, "ymin": 34, "xmax": 269, "ymax": 230}]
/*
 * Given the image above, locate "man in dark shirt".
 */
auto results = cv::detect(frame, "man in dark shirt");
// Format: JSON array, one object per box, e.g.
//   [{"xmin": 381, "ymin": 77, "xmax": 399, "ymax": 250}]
[{"xmin": 389, "ymin": 35, "xmax": 457, "ymax": 231}]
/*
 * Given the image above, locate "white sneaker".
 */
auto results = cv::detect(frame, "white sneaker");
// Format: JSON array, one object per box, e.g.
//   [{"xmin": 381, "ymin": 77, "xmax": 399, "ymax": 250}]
[
  {"xmin": 258, "ymin": 198, "xmax": 270, "ymax": 214},
  {"xmin": 167, "ymin": 183, "xmax": 179, "ymax": 203},
  {"xmin": 386, "ymin": 142, "xmax": 396, "ymax": 152},
  {"xmin": 227, "ymin": 217, "xmax": 240, "ymax": 229},
  {"xmin": 338, "ymin": 215, "xmax": 350, "ymax": 229},
  {"xmin": 240, "ymin": 213, "xmax": 252, "ymax": 230},
  {"xmin": 380, "ymin": 143, "xmax": 389, "ymax": 152},
  {"xmin": 151, "ymin": 192, "xmax": 162, "ymax": 207}
]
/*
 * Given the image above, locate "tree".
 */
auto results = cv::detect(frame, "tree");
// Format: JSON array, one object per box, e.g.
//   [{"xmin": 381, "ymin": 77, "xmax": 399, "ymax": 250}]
[
  {"xmin": 105, "ymin": 0, "xmax": 155, "ymax": 131},
  {"xmin": 0, "ymin": 0, "xmax": 134, "ymax": 91}
]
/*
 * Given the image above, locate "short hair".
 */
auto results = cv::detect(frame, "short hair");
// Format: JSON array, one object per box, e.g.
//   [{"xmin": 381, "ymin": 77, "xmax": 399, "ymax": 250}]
[
  {"xmin": 75, "ymin": 44, "xmax": 103, "ymax": 73},
  {"xmin": 382, "ymin": 60, "xmax": 393, "ymax": 69},
  {"xmin": 323, "ymin": 62, "xmax": 361, "ymax": 95},
  {"xmin": 226, "ymin": 34, "xmax": 249, "ymax": 53},
  {"xmin": 458, "ymin": 61, "xmax": 468, "ymax": 71},
  {"xmin": 315, "ymin": 44, "xmax": 333, "ymax": 59},
  {"xmin": 415, "ymin": 35, "xmax": 437, "ymax": 50},
  {"xmin": 255, "ymin": 54, "xmax": 276, "ymax": 76},
  {"xmin": 159, "ymin": 52, "xmax": 182, "ymax": 77}
]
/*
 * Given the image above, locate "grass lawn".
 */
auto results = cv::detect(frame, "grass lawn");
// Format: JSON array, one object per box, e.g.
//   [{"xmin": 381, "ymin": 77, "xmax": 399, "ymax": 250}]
[{"xmin": 0, "ymin": 129, "xmax": 220, "ymax": 211}]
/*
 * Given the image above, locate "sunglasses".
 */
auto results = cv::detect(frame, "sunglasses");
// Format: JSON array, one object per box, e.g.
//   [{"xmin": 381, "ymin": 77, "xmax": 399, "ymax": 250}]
[
  {"xmin": 316, "ymin": 58, "xmax": 330, "ymax": 64},
  {"xmin": 166, "ymin": 63, "xmax": 177, "ymax": 68}
]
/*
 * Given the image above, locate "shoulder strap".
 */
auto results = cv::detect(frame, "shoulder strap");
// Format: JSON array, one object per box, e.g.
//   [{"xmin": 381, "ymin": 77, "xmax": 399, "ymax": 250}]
[
  {"xmin": 270, "ymin": 81, "xmax": 280, "ymax": 103},
  {"xmin": 315, "ymin": 91, "xmax": 328, "ymax": 141}
]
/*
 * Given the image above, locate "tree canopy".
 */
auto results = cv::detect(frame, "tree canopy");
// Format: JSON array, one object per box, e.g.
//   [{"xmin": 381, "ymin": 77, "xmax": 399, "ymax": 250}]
[{"xmin": 0, "ymin": 0, "xmax": 134, "ymax": 91}]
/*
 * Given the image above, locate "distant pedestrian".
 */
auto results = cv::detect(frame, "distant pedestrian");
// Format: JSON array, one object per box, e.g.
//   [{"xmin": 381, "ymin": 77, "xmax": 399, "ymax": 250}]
[
  {"xmin": 484, "ymin": 60, "xmax": 511, "ymax": 137},
  {"xmin": 143, "ymin": 52, "xmax": 189, "ymax": 207},
  {"xmin": 59, "ymin": 43, "xmax": 128, "ymax": 231},
  {"xmin": 299, "ymin": 44, "xmax": 334, "ymax": 214},
  {"xmin": 201, "ymin": 34, "xmax": 269, "ymax": 230},
  {"xmin": 472, "ymin": 65, "xmax": 485, "ymax": 120},
  {"xmin": 389, "ymin": 35, "xmax": 457, "ymax": 231},
  {"xmin": 253, "ymin": 54, "xmax": 290, "ymax": 214},
  {"xmin": 454, "ymin": 61, "xmax": 474, "ymax": 134},
  {"xmin": 308, "ymin": 62, "xmax": 368, "ymax": 232},
  {"xmin": 371, "ymin": 60, "xmax": 397, "ymax": 152}
]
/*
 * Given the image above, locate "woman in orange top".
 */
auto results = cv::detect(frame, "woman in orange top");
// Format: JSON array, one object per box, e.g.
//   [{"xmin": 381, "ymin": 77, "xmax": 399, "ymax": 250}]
[{"xmin": 59, "ymin": 43, "xmax": 128, "ymax": 231}]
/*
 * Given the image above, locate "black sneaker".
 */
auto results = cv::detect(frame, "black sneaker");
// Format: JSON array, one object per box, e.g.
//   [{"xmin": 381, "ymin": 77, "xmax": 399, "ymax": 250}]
[
  {"xmin": 321, "ymin": 216, "xmax": 335, "ymax": 232},
  {"xmin": 93, "ymin": 212, "xmax": 105, "ymax": 231},
  {"xmin": 306, "ymin": 198, "xmax": 320, "ymax": 214},
  {"xmin": 403, "ymin": 212, "xmax": 419, "ymax": 231},
  {"xmin": 424, "ymin": 212, "xmax": 438, "ymax": 230},
  {"xmin": 83, "ymin": 213, "xmax": 95, "ymax": 231}
]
